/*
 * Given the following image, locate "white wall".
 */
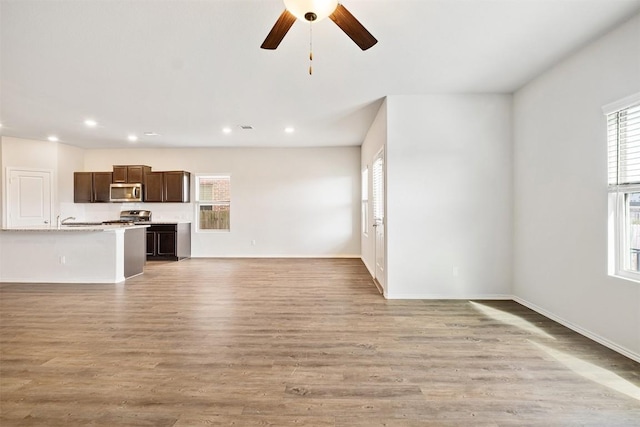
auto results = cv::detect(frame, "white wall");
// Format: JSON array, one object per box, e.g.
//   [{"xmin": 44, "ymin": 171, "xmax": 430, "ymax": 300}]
[
  {"xmin": 385, "ymin": 94, "xmax": 513, "ymax": 299},
  {"xmin": 513, "ymin": 13, "xmax": 640, "ymax": 359},
  {"xmin": 83, "ymin": 147, "xmax": 361, "ymax": 257},
  {"xmin": 57, "ymin": 142, "xmax": 86, "ymax": 203},
  {"xmin": 57, "ymin": 142, "xmax": 87, "ymax": 220},
  {"xmin": 1, "ymin": 136, "xmax": 58, "ymax": 170},
  {"xmin": 360, "ymin": 100, "xmax": 387, "ymax": 280},
  {"xmin": 0, "ymin": 137, "xmax": 85, "ymax": 227}
]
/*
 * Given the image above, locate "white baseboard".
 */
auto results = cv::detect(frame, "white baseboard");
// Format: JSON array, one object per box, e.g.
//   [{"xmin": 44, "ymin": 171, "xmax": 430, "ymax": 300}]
[
  {"xmin": 360, "ymin": 256, "xmax": 374, "ymax": 277},
  {"xmin": 0, "ymin": 276, "xmax": 123, "ymax": 284},
  {"xmin": 513, "ymin": 296, "xmax": 640, "ymax": 363},
  {"xmin": 385, "ymin": 293, "xmax": 513, "ymax": 300}
]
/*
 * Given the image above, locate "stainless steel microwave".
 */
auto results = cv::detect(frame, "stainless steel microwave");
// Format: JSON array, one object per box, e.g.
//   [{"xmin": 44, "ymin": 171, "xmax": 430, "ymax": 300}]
[{"xmin": 110, "ymin": 183, "xmax": 143, "ymax": 202}]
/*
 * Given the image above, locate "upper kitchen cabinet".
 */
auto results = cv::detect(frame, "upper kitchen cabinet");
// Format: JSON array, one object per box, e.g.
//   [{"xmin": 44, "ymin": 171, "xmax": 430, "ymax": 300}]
[
  {"xmin": 164, "ymin": 171, "xmax": 191, "ymax": 202},
  {"xmin": 112, "ymin": 165, "xmax": 151, "ymax": 183},
  {"xmin": 144, "ymin": 172, "xmax": 164, "ymax": 202},
  {"xmin": 144, "ymin": 171, "xmax": 190, "ymax": 203},
  {"xmin": 74, "ymin": 172, "xmax": 112, "ymax": 203}
]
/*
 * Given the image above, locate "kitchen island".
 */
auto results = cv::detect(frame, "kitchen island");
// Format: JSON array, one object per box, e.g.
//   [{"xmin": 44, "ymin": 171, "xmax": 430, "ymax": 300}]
[{"xmin": 0, "ymin": 224, "xmax": 148, "ymax": 284}]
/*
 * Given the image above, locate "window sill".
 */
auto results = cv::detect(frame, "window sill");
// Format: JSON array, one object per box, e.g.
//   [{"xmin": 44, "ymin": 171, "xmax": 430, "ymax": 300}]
[{"xmin": 609, "ymin": 272, "xmax": 640, "ymax": 284}]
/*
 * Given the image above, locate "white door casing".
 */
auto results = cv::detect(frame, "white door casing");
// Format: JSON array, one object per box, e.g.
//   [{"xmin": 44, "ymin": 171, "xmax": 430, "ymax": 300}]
[
  {"xmin": 6, "ymin": 168, "xmax": 53, "ymax": 227},
  {"xmin": 372, "ymin": 148, "xmax": 385, "ymax": 291}
]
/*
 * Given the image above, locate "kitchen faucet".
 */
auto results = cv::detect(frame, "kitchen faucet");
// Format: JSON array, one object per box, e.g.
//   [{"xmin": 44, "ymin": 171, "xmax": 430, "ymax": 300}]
[{"xmin": 57, "ymin": 215, "xmax": 76, "ymax": 228}]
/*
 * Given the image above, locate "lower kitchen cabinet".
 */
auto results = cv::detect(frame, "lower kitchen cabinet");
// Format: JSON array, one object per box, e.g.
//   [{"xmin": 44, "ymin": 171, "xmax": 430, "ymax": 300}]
[{"xmin": 146, "ymin": 223, "xmax": 191, "ymax": 261}]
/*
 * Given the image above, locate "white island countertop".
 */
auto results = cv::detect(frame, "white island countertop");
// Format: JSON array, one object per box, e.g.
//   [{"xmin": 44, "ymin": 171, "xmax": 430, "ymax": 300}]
[{"xmin": 1, "ymin": 224, "xmax": 149, "ymax": 232}]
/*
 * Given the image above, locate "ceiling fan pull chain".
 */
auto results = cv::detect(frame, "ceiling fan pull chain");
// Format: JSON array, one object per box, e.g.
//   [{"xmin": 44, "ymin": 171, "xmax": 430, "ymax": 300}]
[{"xmin": 309, "ymin": 22, "xmax": 313, "ymax": 75}]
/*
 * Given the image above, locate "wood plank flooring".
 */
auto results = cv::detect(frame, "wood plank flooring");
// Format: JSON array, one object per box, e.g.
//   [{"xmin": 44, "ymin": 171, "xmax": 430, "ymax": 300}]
[{"xmin": 1, "ymin": 258, "xmax": 639, "ymax": 426}]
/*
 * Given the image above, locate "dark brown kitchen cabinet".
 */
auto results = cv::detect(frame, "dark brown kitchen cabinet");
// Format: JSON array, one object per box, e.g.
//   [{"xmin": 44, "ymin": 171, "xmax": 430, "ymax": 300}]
[
  {"xmin": 112, "ymin": 165, "xmax": 151, "ymax": 183},
  {"xmin": 146, "ymin": 223, "xmax": 191, "ymax": 261},
  {"xmin": 144, "ymin": 171, "xmax": 190, "ymax": 202},
  {"xmin": 74, "ymin": 172, "xmax": 112, "ymax": 203},
  {"xmin": 164, "ymin": 171, "xmax": 190, "ymax": 202},
  {"xmin": 144, "ymin": 172, "xmax": 164, "ymax": 202}
]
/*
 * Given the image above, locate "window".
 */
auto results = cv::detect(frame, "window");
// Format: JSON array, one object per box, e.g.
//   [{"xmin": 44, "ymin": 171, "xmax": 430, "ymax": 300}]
[
  {"xmin": 362, "ymin": 167, "xmax": 369, "ymax": 235},
  {"xmin": 196, "ymin": 175, "xmax": 230, "ymax": 231},
  {"xmin": 606, "ymin": 93, "xmax": 640, "ymax": 279}
]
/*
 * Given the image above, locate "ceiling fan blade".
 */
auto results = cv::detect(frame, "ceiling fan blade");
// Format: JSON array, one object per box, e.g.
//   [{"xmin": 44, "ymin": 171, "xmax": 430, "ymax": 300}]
[
  {"xmin": 261, "ymin": 9, "xmax": 297, "ymax": 50},
  {"xmin": 329, "ymin": 4, "xmax": 377, "ymax": 51}
]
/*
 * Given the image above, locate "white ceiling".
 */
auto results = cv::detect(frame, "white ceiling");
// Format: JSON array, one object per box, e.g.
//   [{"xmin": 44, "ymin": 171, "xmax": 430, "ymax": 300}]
[{"xmin": 1, "ymin": 0, "xmax": 639, "ymax": 149}]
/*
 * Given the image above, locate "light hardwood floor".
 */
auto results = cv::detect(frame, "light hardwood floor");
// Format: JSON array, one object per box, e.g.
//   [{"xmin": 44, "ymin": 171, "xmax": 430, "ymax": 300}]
[{"xmin": 1, "ymin": 258, "xmax": 639, "ymax": 426}]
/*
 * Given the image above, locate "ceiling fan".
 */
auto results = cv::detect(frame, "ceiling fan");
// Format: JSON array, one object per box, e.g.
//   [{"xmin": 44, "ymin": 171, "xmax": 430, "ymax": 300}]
[{"xmin": 261, "ymin": 0, "xmax": 377, "ymax": 51}]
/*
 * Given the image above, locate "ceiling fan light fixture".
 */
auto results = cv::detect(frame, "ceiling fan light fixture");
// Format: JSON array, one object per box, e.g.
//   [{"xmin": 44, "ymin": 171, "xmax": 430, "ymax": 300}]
[
  {"xmin": 261, "ymin": 1, "xmax": 377, "ymax": 51},
  {"xmin": 283, "ymin": 0, "xmax": 338, "ymax": 22}
]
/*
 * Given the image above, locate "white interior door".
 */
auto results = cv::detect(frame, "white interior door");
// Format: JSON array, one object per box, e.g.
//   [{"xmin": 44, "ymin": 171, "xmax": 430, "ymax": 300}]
[
  {"xmin": 6, "ymin": 168, "xmax": 53, "ymax": 227},
  {"xmin": 372, "ymin": 149, "xmax": 385, "ymax": 291}
]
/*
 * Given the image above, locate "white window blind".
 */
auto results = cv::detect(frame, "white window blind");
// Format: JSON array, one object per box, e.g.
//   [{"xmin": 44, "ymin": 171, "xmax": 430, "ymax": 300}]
[
  {"xmin": 361, "ymin": 167, "xmax": 369, "ymax": 234},
  {"xmin": 372, "ymin": 154, "xmax": 384, "ymax": 221},
  {"xmin": 608, "ymin": 103, "xmax": 640, "ymax": 189},
  {"xmin": 361, "ymin": 168, "xmax": 368, "ymax": 202}
]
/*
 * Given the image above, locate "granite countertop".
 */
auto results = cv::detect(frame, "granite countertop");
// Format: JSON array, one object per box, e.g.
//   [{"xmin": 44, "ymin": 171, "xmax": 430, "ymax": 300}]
[{"xmin": 1, "ymin": 224, "xmax": 150, "ymax": 232}]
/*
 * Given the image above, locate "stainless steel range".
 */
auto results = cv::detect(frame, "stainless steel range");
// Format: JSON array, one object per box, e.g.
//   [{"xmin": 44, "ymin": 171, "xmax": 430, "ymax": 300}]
[{"xmin": 103, "ymin": 210, "xmax": 152, "ymax": 225}]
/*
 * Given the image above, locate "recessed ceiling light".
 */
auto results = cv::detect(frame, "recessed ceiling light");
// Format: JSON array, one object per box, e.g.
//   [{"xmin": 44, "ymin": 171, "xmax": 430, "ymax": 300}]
[
  {"xmin": 284, "ymin": 127, "xmax": 295, "ymax": 133},
  {"xmin": 84, "ymin": 119, "xmax": 98, "ymax": 127},
  {"xmin": 47, "ymin": 135, "xmax": 59, "ymax": 142},
  {"xmin": 222, "ymin": 127, "xmax": 232, "ymax": 134},
  {"xmin": 127, "ymin": 134, "xmax": 138, "ymax": 142},
  {"xmin": 143, "ymin": 132, "xmax": 160, "ymax": 136}
]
